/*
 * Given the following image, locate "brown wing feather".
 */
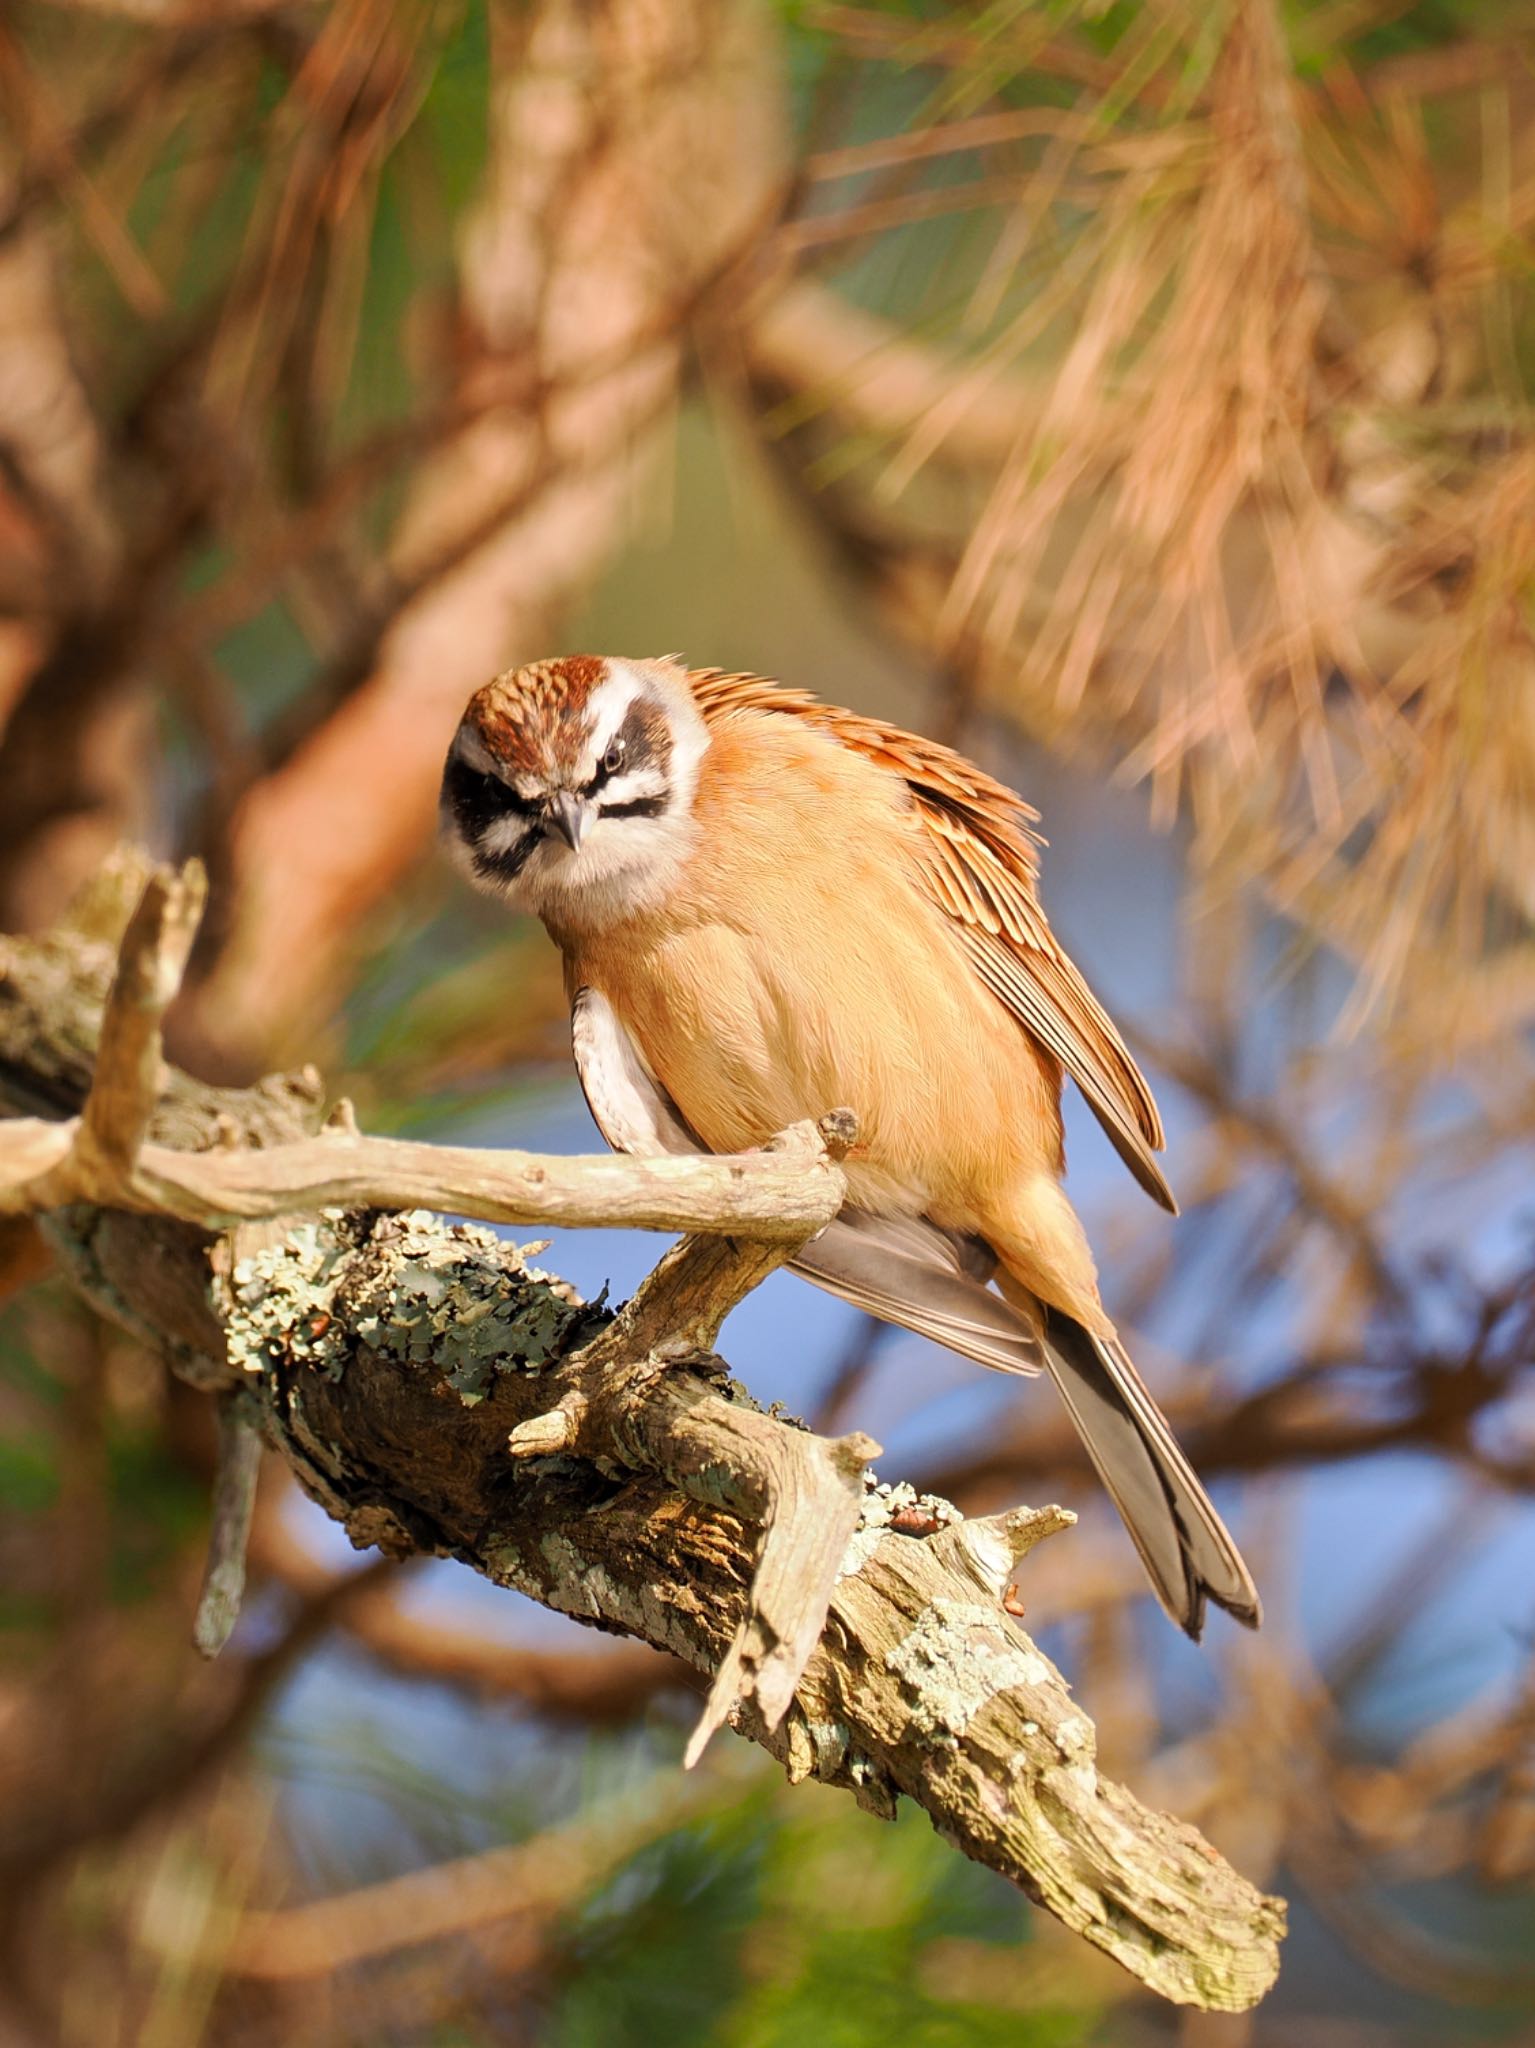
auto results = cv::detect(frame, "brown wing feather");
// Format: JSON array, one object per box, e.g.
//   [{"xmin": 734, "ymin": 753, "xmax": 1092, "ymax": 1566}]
[{"xmin": 687, "ymin": 667, "xmax": 1176, "ymax": 1213}]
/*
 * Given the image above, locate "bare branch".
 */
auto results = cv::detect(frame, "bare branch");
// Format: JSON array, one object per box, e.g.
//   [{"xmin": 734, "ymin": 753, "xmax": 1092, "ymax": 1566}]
[
  {"xmin": 0, "ymin": 1112, "xmax": 852, "ymax": 1240},
  {"xmin": 0, "ymin": 853, "xmax": 1286, "ymax": 2012},
  {"xmin": 0, "ymin": 859, "xmax": 851, "ymax": 1239},
  {"xmin": 75, "ymin": 860, "xmax": 206, "ymax": 1176}
]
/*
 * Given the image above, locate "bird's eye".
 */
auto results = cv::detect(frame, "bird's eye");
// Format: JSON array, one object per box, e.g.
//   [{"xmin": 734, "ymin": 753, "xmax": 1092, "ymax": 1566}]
[{"xmin": 602, "ymin": 739, "xmax": 626, "ymax": 776}]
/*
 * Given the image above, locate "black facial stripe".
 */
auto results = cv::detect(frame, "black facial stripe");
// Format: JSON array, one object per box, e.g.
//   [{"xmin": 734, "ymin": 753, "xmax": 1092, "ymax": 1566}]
[
  {"xmin": 580, "ymin": 699, "xmax": 670, "ymax": 796},
  {"xmin": 472, "ymin": 828, "xmax": 540, "ymax": 884},
  {"xmin": 599, "ymin": 793, "xmax": 668, "ymax": 820},
  {"xmin": 442, "ymin": 753, "xmax": 539, "ymax": 839}
]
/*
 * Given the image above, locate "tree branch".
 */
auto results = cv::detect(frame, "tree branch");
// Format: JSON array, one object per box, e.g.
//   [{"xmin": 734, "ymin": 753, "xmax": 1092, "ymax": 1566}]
[{"xmin": 0, "ymin": 851, "xmax": 1285, "ymax": 2012}]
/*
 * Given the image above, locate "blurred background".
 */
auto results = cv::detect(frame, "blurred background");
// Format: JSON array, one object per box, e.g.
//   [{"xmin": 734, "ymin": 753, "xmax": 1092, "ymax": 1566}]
[{"xmin": 1, "ymin": 0, "xmax": 1533, "ymax": 2041}]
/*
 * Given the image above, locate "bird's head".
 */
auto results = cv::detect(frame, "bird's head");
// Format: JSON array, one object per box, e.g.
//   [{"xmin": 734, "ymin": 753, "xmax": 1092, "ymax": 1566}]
[{"xmin": 440, "ymin": 654, "xmax": 709, "ymax": 922}]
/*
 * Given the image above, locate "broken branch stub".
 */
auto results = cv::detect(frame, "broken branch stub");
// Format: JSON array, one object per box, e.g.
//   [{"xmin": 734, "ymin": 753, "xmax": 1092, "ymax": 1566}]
[
  {"xmin": 0, "ymin": 850, "xmax": 1287, "ymax": 2011},
  {"xmin": 75, "ymin": 860, "xmax": 207, "ymax": 1179},
  {"xmin": 192, "ymin": 1389, "xmax": 264, "ymax": 1658}
]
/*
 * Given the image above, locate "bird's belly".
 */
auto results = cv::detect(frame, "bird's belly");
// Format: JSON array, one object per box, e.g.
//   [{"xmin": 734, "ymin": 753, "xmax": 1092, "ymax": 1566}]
[{"xmin": 578, "ymin": 913, "xmax": 1054, "ymax": 1220}]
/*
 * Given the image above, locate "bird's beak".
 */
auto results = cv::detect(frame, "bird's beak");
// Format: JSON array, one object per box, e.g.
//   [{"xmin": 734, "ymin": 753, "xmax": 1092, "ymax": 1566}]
[{"xmin": 546, "ymin": 793, "xmax": 587, "ymax": 853}]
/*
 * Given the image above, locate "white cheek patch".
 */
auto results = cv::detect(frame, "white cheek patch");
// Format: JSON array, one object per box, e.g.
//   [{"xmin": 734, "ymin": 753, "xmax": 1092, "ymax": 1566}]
[
  {"xmin": 521, "ymin": 805, "xmax": 699, "ymax": 923},
  {"xmin": 662, "ymin": 692, "xmax": 709, "ymax": 807},
  {"xmin": 444, "ymin": 825, "xmax": 487, "ymax": 887},
  {"xmin": 482, "ymin": 813, "xmax": 537, "ymax": 856}
]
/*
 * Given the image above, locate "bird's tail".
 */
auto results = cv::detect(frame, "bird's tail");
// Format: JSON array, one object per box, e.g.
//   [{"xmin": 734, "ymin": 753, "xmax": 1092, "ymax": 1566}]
[
  {"xmin": 1033, "ymin": 1304, "xmax": 1260, "ymax": 1639},
  {"xmin": 792, "ymin": 1202, "xmax": 1261, "ymax": 1637}
]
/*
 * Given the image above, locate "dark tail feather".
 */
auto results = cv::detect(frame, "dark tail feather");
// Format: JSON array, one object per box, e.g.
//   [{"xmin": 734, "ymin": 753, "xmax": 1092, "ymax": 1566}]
[
  {"xmin": 790, "ymin": 1206, "xmax": 1259, "ymax": 1636},
  {"xmin": 793, "ymin": 1211, "xmax": 1044, "ymax": 1378},
  {"xmin": 1039, "ymin": 1308, "xmax": 1261, "ymax": 1639}
]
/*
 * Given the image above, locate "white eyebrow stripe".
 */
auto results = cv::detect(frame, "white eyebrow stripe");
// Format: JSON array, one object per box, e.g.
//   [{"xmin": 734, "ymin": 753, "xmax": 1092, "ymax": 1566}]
[
  {"xmin": 596, "ymin": 765, "xmax": 668, "ymax": 805},
  {"xmin": 583, "ymin": 666, "xmax": 645, "ymax": 755}
]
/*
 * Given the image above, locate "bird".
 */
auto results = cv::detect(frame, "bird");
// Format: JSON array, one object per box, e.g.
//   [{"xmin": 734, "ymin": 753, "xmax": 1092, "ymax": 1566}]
[{"xmin": 440, "ymin": 653, "xmax": 1260, "ymax": 1638}]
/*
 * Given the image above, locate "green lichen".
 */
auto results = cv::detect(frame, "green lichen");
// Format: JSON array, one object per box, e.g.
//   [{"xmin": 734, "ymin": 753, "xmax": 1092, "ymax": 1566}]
[
  {"xmin": 359, "ymin": 1214, "xmax": 592, "ymax": 1402},
  {"xmin": 225, "ymin": 1208, "xmax": 599, "ymax": 1401},
  {"xmin": 885, "ymin": 1598, "xmax": 1053, "ymax": 1750},
  {"xmin": 227, "ymin": 1217, "xmax": 351, "ymax": 1380}
]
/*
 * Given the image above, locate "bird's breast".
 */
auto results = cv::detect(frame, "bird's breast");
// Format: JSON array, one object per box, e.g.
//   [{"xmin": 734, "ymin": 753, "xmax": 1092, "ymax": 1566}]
[{"xmin": 559, "ymin": 711, "xmax": 1062, "ymax": 1221}]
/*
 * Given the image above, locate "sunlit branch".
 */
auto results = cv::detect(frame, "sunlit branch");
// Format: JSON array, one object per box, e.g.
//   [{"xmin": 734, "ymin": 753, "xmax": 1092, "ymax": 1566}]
[{"xmin": 0, "ymin": 850, "xmax": 1285, "ymax": 2013}]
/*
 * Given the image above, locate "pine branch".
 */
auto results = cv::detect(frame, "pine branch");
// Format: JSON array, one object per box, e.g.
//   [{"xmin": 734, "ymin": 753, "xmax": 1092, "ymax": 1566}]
[{"xmin": 0, "ymin": 849, "xmax": 1285, "ymax": 2013}]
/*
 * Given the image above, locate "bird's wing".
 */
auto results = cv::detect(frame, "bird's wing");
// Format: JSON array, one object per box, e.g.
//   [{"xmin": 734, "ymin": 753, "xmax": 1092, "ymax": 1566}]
[
  {"xmin": 687, "ymin": 668, "xmax": 1176, "ymax": 1214},
  {"xmin": 794, "ymin": 1206, "xmax": 1042, "ymax": 1378},
  {"xmin": 570, "ymin": 984, "xmax": 1042, "ymax": 1376}
]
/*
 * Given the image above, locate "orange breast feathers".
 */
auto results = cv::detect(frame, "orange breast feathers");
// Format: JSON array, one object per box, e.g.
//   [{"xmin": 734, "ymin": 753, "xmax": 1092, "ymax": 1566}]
[{"xmin": 563, "ymin": 708, "xmax": 1066, "ymax": 1231}]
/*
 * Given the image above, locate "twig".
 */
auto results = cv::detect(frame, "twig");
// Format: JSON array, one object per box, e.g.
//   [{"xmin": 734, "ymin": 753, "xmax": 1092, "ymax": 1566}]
[
  {"xmin": 75, "ymin": 861, "xmax": 207, "ymax": 1179},
  {"xmin": 504, "ymin": 1113, "xmax": 880, "ymax": 1766}
]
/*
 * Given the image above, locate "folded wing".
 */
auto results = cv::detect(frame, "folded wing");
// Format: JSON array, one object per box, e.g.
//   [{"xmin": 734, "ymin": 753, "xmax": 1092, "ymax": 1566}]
[{"xmin": 687, "ymin": 668, "xmax": 1176, "ymax": 1214}]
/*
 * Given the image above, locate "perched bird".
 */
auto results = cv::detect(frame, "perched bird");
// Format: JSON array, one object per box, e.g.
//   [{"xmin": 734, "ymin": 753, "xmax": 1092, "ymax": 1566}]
[{"xmin": 441, "ymin": 654, "xmax": 1259, "ymax": 1637}]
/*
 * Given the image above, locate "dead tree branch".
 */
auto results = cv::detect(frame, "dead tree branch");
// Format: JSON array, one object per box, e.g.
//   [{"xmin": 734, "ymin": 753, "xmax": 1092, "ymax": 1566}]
[{"xmin": 0, "ymin": 852, "xmax": 1285, "ymax": 2013}]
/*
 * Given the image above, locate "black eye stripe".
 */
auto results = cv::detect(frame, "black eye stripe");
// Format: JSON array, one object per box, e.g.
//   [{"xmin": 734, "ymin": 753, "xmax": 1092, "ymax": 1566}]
[
  {"xmin": 599, "ymin": 794, "xmax": 668, "ymax": 820},
  {"xmin": 581, "ymin": 700, "xmax": 670, "ymax": 795},
  {"xmin": 472, "ymin": 829, "xmax": 540, "ymax": 883},
  {"xmin": 443, "ymin": 710, "xmax": 674, "ymax": 864},
  {"xmin": 442, "ymin": 754, "xmax": 538, "ymax": 833}
]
